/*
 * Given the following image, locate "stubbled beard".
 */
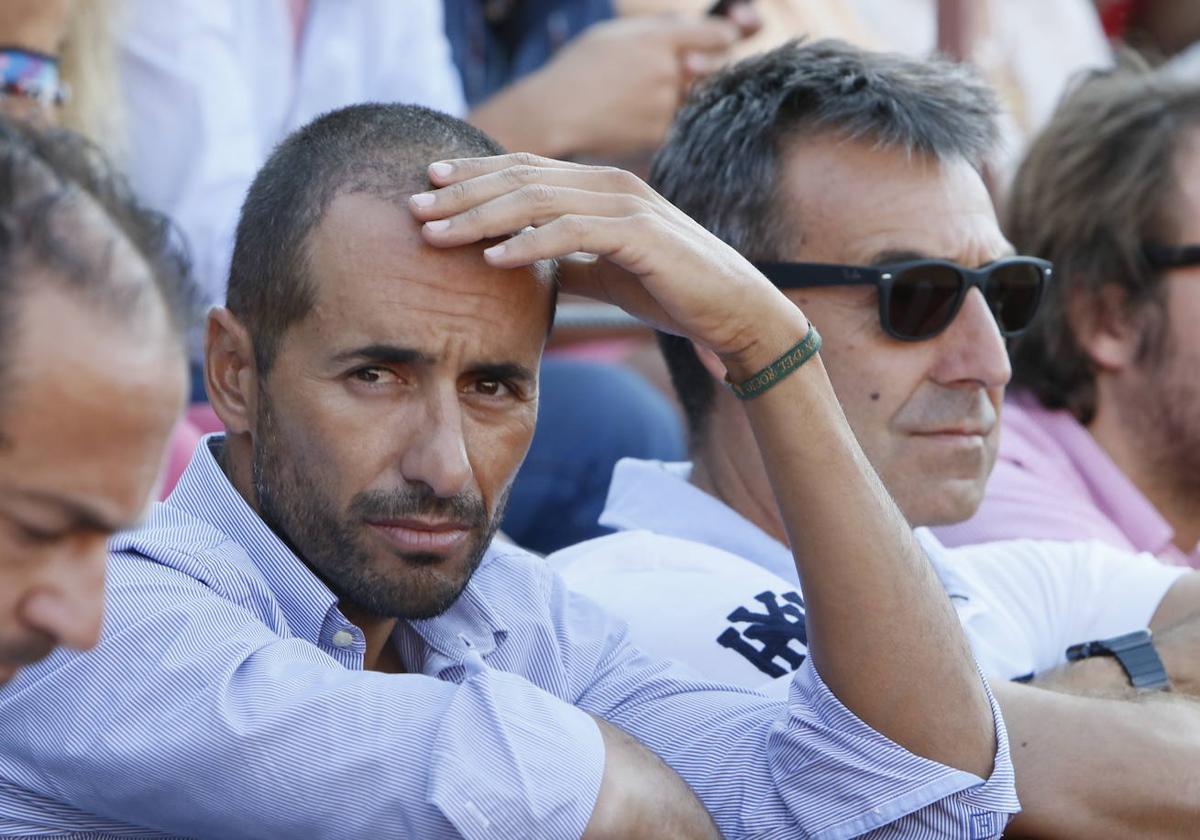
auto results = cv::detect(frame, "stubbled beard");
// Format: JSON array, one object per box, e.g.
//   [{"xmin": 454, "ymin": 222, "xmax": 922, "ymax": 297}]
[
  {"xmin": 248, "ymin": 396, "xmax": 507, "ymax": 620},
  {"xmin": 1117, "ymin": 347, "xmax": 1200, "ymax": 500}
]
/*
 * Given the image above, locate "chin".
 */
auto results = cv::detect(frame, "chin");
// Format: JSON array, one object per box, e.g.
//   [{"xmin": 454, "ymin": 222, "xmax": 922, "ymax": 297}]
[
  {"xmin": 380, "ymin": 544, "xmax": 487, "ymax": 620},
  {"xmin": 909, "ymin": 482, "xmax": 986, "ymax": 528}
]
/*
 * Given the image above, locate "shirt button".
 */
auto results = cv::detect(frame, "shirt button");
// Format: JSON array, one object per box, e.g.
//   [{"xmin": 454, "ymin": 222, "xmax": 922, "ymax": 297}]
[{"xmin": 331, "ymin": 630, "xmax": 356, "ymax": 648}]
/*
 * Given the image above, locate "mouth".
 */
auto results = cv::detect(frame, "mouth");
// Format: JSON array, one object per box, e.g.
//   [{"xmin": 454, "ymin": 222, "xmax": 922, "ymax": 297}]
[
  {"xmin": 910, "ymin": 428, "xmax": 990, "ymax": 444},
  {"xmin": 366, "ymin": 518, "xmax": 472, "ymax": 554}
]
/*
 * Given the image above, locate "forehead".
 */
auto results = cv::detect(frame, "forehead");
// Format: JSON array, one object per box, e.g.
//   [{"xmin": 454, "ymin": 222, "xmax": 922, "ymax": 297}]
[
  {"xmin": 0, "ymin": 284, "xmax": 185, "ymax": 520},
  {"xmin": 776, "ymin": 135, "xmax": 1008, "ymax": 264},
  {"xmin": 301, "ymin": 192, "xmax": 552, "ymax": 355}
]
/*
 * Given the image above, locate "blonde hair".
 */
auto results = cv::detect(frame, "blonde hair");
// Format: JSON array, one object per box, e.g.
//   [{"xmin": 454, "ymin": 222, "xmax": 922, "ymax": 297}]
[{"xmin": 58, "ymin": 0, "xmax": 125, "ymax": 156}]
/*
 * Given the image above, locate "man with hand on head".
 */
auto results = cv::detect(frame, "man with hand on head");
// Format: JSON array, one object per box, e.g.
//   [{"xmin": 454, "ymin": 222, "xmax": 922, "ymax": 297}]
[
  {"xmin": 550, "ymin": 39, "xmax": 1200, "ymax": 838},
  {"xmin": 0, "ymin": 117, "xmax": 191, "ymax": 687},
  {"xmin": 0, "ymin": 103, "xmax": 1016, "ymax": 838}
]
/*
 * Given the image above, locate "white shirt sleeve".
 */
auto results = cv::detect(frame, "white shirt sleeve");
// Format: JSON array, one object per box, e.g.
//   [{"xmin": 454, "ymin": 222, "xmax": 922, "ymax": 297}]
[
  {"xmin": 118, "ymin": 0, "xmax": 467, "ymax": 312},
  {"xmin": 360, "ymin": 0, "xmax": 466, "ymax": 118},
  {"xmin": 924, "ymin": 532, "xmax": 1188, "ymax": 678},
  {"xmin": 119, "ymin": 0, "xmax": 266, "ymax": 310},
  {"xmin": 1055, "ymin": 540, "xmax": 1190, "ymax": 643}
]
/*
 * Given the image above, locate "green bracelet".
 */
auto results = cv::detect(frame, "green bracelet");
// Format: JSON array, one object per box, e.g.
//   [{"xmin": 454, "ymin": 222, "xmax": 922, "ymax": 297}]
[{"xmin": 725, "ymin": 323, "xmax": 822, "ymax": 400}]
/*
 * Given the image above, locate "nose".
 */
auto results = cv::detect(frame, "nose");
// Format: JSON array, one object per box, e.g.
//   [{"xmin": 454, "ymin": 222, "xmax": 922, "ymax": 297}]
[
  {"xmin": 18, "ymin": 537, "xmax": 107, "ymax": 654},
  {"xmin": 399, "ymin": 389, "xmax": 474, "ymax": 499},
  {"xmin": 930, "ymin": 288, "xmax": 1012, "ymax": 389}
]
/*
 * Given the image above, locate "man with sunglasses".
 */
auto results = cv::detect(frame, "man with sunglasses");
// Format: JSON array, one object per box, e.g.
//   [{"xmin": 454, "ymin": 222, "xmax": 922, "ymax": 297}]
[
  {"xmin": 550, "ymin": 40, "xmax": 1200, "ymax": 837},
  {"xmin": 935, "ymin": 67, "xmax": 1200, "ymax": 570}
]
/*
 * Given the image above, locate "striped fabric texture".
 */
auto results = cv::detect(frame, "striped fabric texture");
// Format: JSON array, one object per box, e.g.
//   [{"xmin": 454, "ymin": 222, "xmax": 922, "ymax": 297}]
[{"xmin": 0, "ymin": 436, "xmax": 1018, "ymax": 839}]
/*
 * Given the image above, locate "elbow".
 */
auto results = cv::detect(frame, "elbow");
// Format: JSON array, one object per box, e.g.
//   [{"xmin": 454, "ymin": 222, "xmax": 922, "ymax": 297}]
[{"xmin": 582, "ymin": 717, "xmax": 723, "ymax": 840}]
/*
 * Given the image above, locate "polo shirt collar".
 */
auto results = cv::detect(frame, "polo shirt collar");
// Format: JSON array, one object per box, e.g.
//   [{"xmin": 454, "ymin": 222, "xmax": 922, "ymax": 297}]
[
  {"xmin": 1010, "ymin": 392, "xmax": 1184, "ymax": 558},
  {"xmin": 599, "ymin": 458, "xmax": 801, "ymax": 583},
  {"xmin": 600, "ymin": 459, "xmax": 973, "ymax": 606}
]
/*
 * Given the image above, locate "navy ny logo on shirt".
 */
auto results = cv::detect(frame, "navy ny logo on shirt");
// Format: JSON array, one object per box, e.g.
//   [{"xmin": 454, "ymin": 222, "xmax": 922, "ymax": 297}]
[{"xmin": 716, "ymin": 590, "xmax": 808, "ymax": 678}]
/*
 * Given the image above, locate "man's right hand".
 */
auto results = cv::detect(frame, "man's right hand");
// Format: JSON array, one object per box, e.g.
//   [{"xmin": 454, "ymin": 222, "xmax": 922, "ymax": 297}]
[
  {"xmin": 412, "ymin": 152, "xmax": 806, "ymax": 373},
  {"xmin": 469, "ymin": 13, "xmax": 756, "ymax": 159}
]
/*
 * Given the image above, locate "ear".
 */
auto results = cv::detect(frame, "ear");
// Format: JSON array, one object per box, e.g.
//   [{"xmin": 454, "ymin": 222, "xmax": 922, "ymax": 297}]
[
  {"xmin": 1068, "ymin": 284, "xmax": 1144, "ymax": 373},
  {"xmin": 204, "ymin": 307, "xmax": 258, "ymax": 434}
]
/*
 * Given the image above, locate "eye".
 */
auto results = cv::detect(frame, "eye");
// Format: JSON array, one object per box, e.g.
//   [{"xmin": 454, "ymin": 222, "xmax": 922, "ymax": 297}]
[
  {"xmin": 16, "ymin": 523, "xmax": 67, "ymax": 547},
  {"xmin": 351, "ymin": 367, "xmax": 399, "ymax": 385},
  {"xmin": 471, "ymin": 379, "xmax": 512, "ymax": 398}
]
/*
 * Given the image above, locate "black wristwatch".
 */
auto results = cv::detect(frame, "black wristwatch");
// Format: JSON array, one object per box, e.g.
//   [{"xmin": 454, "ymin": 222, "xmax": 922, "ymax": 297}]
[{"xmin": 1065, "ymin": 629, "xmax": 1170, "ymax": 690}]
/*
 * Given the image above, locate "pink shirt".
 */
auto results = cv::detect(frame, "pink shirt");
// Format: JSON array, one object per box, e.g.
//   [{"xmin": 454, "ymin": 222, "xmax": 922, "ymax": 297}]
[{"xmin": 934, "ymin": 391, "xmax": 1200, "ymax": 568}]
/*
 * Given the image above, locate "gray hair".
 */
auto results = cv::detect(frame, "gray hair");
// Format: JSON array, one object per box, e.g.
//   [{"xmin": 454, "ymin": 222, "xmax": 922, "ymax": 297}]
[{"xmin": 648, "ymin": 38, "xmax": 1001, "ymax": 440}]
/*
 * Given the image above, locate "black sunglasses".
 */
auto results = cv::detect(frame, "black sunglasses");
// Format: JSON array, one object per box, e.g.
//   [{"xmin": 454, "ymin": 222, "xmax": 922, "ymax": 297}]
[
  {"xmin": 1143, "ymin": 243, "xmax": 1200, "ymax": 270},
  {"xmin": 754, "ymin": 257, "xmax": 1052, "ymax": 342}
]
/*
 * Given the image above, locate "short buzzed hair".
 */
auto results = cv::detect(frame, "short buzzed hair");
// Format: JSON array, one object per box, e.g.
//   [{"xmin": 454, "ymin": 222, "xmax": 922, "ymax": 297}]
[
  {"xmin": 0, "ymin": 116, "xmax": 196, "ymax": 393},
  {"xmin": 228, "ymin": 103, "xmax": 506, "ymax": 373},
  {"xmin": 649, "ymin": 39, "xmax": 1000, "ymax": 440}
]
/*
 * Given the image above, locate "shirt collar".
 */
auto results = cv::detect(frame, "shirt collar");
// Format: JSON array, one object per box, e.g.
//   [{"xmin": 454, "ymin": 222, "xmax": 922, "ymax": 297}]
[
  {"xmin": 166, "ymin": 434, "xmax": 507, "ymax": 661},
  {"xmin": 599, "ymin": 459, "xmax": 971, "ymax": 604},
  {"xmin": 1008, "ymin": 392, "xmax": 1187, "ymax": 558},
  {"xmin": 599, "ymin": 458, "xmax": 802, "ymax": 583}
]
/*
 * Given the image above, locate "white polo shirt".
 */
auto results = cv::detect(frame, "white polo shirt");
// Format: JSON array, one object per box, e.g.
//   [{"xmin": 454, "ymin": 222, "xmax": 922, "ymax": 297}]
[{"xmin": 549, "ymin": 459, "xmax": 1188, "ymax": 690}]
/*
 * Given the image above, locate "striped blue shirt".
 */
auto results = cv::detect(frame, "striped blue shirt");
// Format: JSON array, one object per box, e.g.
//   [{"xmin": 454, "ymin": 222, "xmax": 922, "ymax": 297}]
[{"xmin": 0, "ymin": 437, "xmax": 1018, "ymax": 839}]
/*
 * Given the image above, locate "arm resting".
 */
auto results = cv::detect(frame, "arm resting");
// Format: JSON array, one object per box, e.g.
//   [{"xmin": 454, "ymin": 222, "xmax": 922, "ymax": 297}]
[{"xmin": 997, "ymin": 680, "xmax": 1200, "ymax": 839}]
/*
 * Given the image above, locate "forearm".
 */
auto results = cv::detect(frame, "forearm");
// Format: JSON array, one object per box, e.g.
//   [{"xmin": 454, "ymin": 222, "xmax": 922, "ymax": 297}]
[
  {"xmin": 997, "ymin": 681, "xmax": 1200, "ymax": 839},
  {"xmin": 407, "ymin": 155, "xmax": 994, "ymax": 776},
  {"xmin": 1148, "ymin": 580, "xmax": 1200, "ymax": 696},
  {"xmin": 1032, "ymin": 654, "xmax": 1136, "ymax": 697},
  {"xmin": 727, "ymin": 318, "xmax": 994, "ymax": 776},
  {"xmin": 1034, "ymin": 615, "xmax": 1200, "ymax": 698},
  {"xmin": 588, "ymin": 652, "xmax": 1017, "ymax": 837}
]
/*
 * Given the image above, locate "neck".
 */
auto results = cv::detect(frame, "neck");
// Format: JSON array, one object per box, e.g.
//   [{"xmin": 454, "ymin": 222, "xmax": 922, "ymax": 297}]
[
  {"xmin": 1089, "ymin": 388, "xmax": 1200, "ymax": 553},
  {"xmin": 218, "ymin": 432, "xmax": 257, "ymax": 513},
  {"xmin": 337, "ymin": 602, "xmax": 402, "ymax": 672},
  {"xmin": 689, "ymin": 406, "xmax": 790, "ymax": 546}
]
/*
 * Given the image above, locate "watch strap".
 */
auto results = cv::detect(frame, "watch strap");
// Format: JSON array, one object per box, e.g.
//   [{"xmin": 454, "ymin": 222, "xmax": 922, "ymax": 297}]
[{"xmin": 1066, "ymin": 630, "xmax": 1169, "ymax": 690}]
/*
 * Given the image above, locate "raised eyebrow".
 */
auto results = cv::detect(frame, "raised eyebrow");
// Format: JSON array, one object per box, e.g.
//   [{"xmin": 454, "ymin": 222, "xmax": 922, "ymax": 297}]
[{"xmin": 331, "ymin": 345, "xmax": 432, "ymax": 366}]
